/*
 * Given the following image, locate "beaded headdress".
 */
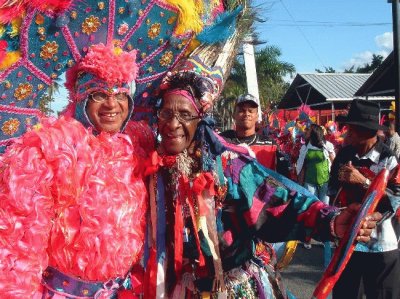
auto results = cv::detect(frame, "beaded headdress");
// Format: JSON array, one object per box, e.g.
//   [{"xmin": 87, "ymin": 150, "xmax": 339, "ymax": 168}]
[
  {"xmin": 0, "ymin": 0, "xmax": 240, "ymax": 151},
  {"xmin": 160, "ymin": 55, "xmax": 223, "ymax": 116}
]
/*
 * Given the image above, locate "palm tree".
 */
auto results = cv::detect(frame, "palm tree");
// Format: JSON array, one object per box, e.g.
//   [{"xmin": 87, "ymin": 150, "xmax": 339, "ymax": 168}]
[
  {"xmin": 223, "ymin": 45, "xmax": 295, "ymax": 108},
  {"xmin": 256, "ymin": 46, "xmax": 295, "ymax": 108},
  {"xmin": 39, "ymin": 80, "xmax": 59, "ymax": 116}
]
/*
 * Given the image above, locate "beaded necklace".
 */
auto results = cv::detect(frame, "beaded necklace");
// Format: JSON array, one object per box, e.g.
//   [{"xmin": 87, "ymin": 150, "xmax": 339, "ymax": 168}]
[{"xmin": 234, "ymin": 132, "xmax": 257, "ymax": 145}]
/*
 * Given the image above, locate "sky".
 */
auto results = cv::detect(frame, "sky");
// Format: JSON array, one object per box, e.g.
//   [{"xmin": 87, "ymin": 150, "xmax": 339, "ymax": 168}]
[
  {"xmin": 253, "ymin": 0, "xmax": 394, "ymax": 74},
  {"xmin": 52, "ymin": 0, "xmax": 395, "ymax": 113}
]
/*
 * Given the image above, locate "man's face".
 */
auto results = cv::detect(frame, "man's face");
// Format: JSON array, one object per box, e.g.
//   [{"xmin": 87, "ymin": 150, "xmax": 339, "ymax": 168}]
[
  {"xmin": 345, "ymin": 124, "xmax": 376, "ymax": 147},
  {"xmin": 86, "ymin": 91, "xmax": 130, "ymax": 133},
  {"xmin": 385, "ymin": 123, "xmax": 396, "ymax": 137},
  {"xmin": 158, "ymin": 93, "xmax": 200, "ymax": 155},
  {"xmin": 234, "ymin": 102, "xmax": 258, "ymax": 131}
]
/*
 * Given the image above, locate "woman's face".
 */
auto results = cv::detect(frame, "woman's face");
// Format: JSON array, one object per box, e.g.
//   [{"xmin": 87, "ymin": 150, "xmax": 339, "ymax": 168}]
[
  {"xmin": 86, "ymin": 91, "xmax": 130, "ymax": 133},
  {"xmin": 158, "ymin": 93, "xmax": 200, "ymax": 155}
]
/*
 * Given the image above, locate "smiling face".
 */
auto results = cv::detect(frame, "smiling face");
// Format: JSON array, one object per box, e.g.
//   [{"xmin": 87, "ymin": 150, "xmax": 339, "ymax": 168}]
[
  {"xmin": 158, "ymin": 93, "xmax": 200, "ymax": 155},
  {"xmin": 234, "ymin": 102, "xmax": 258, "ymax": 132},
  {"xmin": 86, "ymin": 92, "xmax": 130, "ymax": 133}
]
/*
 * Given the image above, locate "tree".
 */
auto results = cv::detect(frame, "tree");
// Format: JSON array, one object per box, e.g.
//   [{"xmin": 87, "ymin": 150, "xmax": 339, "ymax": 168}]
[
  {"xmin": 315, "ymin": 66, "xmax": 336, "ymax": 73},
  {"xmin": 254, "ymin": 46, "xmax": 295, "ymax": 108},
  {"xmin": 319, "ymin": 54, "xmax": 385, "ymax": 74},
  {"xmin": 355, "ymin": 54, "xmax": 384, "ymax": 73},
  {"xmin": 216, "ymin": 44, "xmax": 295, "ymax": 130},
  {"xmin": 39, "ymin": 80, "xmax": 59, "ymax": 116},
  {"xmin": 222, "ymin": 45, "xmax": 295, "ymax": 107}
]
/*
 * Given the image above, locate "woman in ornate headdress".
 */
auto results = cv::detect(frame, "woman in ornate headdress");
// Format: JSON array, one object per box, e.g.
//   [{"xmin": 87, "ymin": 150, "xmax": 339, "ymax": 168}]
[
  {"xmin": 0, "ymin": 43, "xmax": 149, "ymax": 299},
  {"xmin": 143, "ymin": 56, "xmax": 381, "ymax": 298}
]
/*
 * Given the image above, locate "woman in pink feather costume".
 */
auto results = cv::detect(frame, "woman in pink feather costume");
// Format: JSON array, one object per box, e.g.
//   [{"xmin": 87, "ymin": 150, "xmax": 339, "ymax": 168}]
[{"xmin": 0, "ymin": 44, "xmax": 150, "ymax": 299}]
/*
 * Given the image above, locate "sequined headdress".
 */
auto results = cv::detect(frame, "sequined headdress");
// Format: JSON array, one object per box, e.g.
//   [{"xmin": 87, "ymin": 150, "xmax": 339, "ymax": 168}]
[{"xmin": 0, "ymin": 0, "xmax": 241, "ymax": 151}]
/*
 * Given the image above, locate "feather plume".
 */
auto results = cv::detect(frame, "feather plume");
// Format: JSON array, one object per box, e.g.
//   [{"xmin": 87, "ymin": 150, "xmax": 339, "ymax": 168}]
[
  {"xmin": 197, "ymin": 6, "xmax": 242, "ymax": 44},
  {"xmin": 164, "ymin": 0, "xmax": 204, "ymax": 35}
]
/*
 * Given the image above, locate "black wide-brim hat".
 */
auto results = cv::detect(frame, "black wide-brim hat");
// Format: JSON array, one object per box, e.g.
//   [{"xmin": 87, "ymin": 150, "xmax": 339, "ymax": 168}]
[{"xmin": 338, "ymin": 99, "xmax": 387, "ymax": 131}]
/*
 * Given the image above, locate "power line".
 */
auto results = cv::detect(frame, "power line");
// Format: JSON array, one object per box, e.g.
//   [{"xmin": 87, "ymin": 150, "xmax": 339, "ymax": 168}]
[
  {"xmin": 279, "ymin": 0, "xmax": 327, "ymax": 68},
  {"xmin": 266, "ymin": 20, "xmax": 391, "ymax": 27}
]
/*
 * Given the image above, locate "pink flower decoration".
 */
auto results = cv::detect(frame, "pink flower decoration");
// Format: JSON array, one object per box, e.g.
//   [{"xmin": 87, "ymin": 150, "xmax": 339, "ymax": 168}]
[{"xmin": 118, "ymin": 22, "xmax": 129, "ymax": 36}]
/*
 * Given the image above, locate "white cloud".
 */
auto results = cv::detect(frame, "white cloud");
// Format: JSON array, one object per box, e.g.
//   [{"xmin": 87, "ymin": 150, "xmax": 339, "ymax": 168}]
[
  {"xmin": 341, "ymin": 32, "xmax": 393, "ymax": 71},
  {"xmin": 375, "ymin": 32, "xmax": 393, "ymax": 51},
  {"xmin": 342, "ymin": 51, "xmax": 374, "ymax": 70}
]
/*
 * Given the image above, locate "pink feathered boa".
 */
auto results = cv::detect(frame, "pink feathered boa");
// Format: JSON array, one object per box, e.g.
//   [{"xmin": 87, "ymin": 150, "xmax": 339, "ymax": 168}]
[{"xmin": 0, "ymin": 116, "xmax": 147, "ymax": 298}]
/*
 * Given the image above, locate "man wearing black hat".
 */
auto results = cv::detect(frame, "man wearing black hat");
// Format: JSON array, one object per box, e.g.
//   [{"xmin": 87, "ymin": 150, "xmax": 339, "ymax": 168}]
[
  {"xmin": 329, "ymin": 99, "xmax": 400, "ymax": 299},
  {"xmin": 220, "ymin": 94, "xmax": 289, "ymax": 175}
]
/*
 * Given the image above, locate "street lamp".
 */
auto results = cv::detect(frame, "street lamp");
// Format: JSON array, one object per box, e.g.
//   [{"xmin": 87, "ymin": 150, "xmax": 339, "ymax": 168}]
[{"xmin": 388, "ymin": 0, "xmax": 400, "ymax": 132}]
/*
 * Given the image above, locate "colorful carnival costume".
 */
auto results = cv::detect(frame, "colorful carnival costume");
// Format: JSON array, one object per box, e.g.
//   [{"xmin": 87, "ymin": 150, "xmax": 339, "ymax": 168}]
[
  {"xmin": 0, "ymin": 0, "xmax": 239, "ymax": 152},
  {"xmin": 0, "ymin": 39, "xmax": 152, "ymax": 298},
  {"xmin": 0, "ymin": 117, "xmax": 147, "ymax": 298},
  {"xmin": 0, "ymin": 1, "xmax": 245, "ymax": 298},
  {"xmin": 144, "ymin": 56, "xmax": 340, "ymax": 298}
]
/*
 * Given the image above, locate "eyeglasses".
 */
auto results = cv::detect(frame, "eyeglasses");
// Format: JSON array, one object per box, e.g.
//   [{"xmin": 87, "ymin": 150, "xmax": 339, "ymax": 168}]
[
  {"xmin": 89, "ymin": 92, "xmax": 128, "ymax": 103},
  {"xmin": 157, "ymin": 109, "xmax": 200, "ymax": 123}
]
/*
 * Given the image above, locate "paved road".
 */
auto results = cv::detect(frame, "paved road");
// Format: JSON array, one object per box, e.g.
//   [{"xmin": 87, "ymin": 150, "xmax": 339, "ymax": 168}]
[{"xmin": 280, "ymin": 242, "xmax": 327, "ymax": 299}]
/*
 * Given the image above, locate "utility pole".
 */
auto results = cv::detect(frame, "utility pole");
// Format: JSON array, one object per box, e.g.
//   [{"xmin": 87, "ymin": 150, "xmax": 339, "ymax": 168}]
[
  {"xmin": 243, "ymin": 35, "xmax": 262, "ymax": 121},
  {"xmin": 389, "ymin": 0, "xmax": 400, "ymax": 132}
]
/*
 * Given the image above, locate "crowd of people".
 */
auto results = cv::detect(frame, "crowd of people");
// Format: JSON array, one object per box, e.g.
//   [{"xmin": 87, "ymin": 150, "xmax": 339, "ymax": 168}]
[
  {"xmin": 1, "ymin": 44, "xmax": 393, "ymax": 298},
  {"xmin": 0, "ymin": 1, "xmax": 398, "ymax": 299},
  {"xmin": 224, "ymin": 96, "xmax": 400, "ymax": 299}
]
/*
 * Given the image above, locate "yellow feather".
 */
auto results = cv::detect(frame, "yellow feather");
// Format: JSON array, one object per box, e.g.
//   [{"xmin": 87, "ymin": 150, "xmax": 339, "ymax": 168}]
[
  {"xmin": 0, "ymin": 51, "xmax": 21, "ymax": 71},
  {"xmin": 186, "ymin": 39, "xmax": 200, "ymax": 55},
  {"xmin": 163, "ymin": 0, "xmax": 204, "ymax": 35},
  {"xmin": 0, "ymin": 24, "xmax": 5, "ymax": 37},
  {"xmin": 9, "ymin": 18, "xmax": 22, "ymax": 38}
]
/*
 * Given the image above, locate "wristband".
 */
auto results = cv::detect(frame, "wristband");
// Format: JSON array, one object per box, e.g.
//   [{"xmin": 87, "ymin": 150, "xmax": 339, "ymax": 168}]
[{"xmin": 330, "ymin": 214, "xmax": 339, "ymax": 238}]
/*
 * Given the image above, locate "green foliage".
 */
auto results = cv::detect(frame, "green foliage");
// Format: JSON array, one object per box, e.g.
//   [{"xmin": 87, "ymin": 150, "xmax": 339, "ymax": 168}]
[
  {"xmin": 38, "ymin": 81, "xmax": 60, "ymax": 116},
  {"xmin": 319, "ymin": 54, "xmax": 384, "ymax": 74},
  {"xmin": 39, "ymin": 94, "xmax": 54, "ymax": 116},
  {"xmin": 222, "ymin": 44, "xmax": 295, "ymax": 108},
  {"xmin": 315, "ymin": 66, "xmax": 336, "ymax": 73},
  {"xmin": 354, "ymin": 54, "xmax": 384, "ymax": 73},
  {"xmin": 216, "ymin": 44, "xmax": 295, "ymax": 130}
]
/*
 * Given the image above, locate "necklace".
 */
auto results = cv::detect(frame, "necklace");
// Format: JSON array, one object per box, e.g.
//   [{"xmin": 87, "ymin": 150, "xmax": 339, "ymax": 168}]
[{"xmin": 234, "ymin": 133, "xmax": 257, "ymax": 146}]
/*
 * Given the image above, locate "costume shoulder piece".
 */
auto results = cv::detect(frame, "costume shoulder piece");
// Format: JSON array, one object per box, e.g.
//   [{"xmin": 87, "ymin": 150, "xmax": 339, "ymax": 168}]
[{"xmin": 0, "ymin": 0, "xmax": 243, "ymax": 152}]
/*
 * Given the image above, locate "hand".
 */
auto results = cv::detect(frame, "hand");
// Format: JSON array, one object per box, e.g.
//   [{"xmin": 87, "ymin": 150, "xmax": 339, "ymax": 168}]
[
  {"xmin": 334, "ymin": 203, "xmax": 383, "ymax": 242},
  {"xmin": 338, "ymin": 161, "xmax": 366, "ymax": 186}
]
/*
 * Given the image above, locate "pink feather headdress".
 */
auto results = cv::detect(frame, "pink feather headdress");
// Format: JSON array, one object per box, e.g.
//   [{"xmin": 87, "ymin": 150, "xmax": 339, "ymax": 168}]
[{"xmin": 65, "ymin": 43, "xmax": 138, "ymax": 101}]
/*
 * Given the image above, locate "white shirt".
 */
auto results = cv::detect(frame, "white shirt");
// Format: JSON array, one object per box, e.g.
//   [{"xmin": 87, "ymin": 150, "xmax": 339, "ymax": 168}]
[{"xmin": 296, "ymin": 141, "xmax": 335, "ymax": 175}]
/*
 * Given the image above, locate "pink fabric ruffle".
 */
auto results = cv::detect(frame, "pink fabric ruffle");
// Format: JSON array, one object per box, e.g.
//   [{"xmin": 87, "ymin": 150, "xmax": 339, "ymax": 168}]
[{"xmin": 0, "ymin": 116, "xmax": 147, "ymax": 298}]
